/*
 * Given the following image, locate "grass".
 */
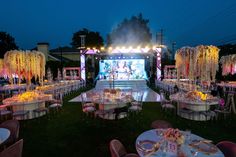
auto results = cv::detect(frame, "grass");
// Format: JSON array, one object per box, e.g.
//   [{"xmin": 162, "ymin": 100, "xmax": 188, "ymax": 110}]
[{"xmin": 20, "ymin": 87, "xmax": 236, "ymax": 157}]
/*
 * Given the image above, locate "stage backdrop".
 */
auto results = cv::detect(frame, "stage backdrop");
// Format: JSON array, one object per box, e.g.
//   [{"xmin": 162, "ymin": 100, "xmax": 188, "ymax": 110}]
[{"xmin": 99, "ymin": 59, "xmax": 147, "ymax": 80}]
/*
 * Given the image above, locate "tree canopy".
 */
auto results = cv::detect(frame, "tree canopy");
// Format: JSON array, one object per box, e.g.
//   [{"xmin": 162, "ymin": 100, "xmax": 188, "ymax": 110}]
[
  {"xmin": 107, "ymin": 13, "xmax": 152, "ymax": 46},
  {"xmin": 0, "ymin": 32, "xmax": 18, "ymax": 58},
  {"xmin": 71, "ymin": 28, "xmax": 104, "ymax": 48}
]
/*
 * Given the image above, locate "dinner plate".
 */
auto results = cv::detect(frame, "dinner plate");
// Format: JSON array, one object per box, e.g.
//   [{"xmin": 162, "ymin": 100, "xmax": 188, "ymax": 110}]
[
  {"xmin": 189, "ymin": 140, "xmax": 218, "ymax": 154},
  {"xmin": 136, "ymin": 140, "xmax": 157, "ymax": 152}
]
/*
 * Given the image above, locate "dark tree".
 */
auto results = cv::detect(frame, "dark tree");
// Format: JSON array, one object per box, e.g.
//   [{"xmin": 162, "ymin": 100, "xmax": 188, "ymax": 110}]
[
  {"xmin": 0, "ymin": 32, "xmax": 18, "ymax": 58},
  {"xmin": 107, "ymin": 13, "xmax": 152, "ymax": 46},
  {"xmin": 71, "ymin": 28, "xmax": 104, "ymax": 48}
]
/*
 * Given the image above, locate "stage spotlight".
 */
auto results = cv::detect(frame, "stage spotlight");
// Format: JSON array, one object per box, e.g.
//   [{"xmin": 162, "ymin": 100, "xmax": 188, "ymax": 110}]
[
  {"xmin": 87, "ymin": 47, "xmax": 90, "ymax": 50},
  {"xmin": 108, "ymin": 47, "xmax": 113, "ymax": 50},
  {"xmin": 101, "ymin": 47, "xmax": 105, "ymax": 50}
]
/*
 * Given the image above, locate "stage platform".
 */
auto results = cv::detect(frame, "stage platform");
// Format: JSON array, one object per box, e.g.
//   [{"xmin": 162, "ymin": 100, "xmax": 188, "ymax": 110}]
[
  {"xmin": 69, "ymin": 79, "xmax": 160, "ymax": 102},
  {"xmin": 95, "ymin": 79, "xmax": 148, "ymax": 90}
]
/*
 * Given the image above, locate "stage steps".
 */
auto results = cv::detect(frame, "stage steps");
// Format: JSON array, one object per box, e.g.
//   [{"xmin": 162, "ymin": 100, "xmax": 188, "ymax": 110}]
[{"xmin": 95, "ymin": 80, "xmax": 148, "ymax": 90}]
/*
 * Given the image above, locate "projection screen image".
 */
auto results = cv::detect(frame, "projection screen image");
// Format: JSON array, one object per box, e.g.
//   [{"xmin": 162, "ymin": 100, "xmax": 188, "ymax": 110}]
[{"xmin": 99, "ymin": 59, "xmax": 147, "ymax": 80}]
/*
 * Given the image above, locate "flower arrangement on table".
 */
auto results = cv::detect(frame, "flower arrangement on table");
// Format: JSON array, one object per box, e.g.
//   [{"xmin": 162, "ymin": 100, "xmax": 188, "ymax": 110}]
[
  {"xmin": 3, "ymin": 91, "xmax": 52, "ymax": 104},
  {"xmin": 163, "ymin": 128, "xmax": 185, "ymax": 145},
  {"xmin": 36, "ymin": 85, "xmax": 55, "ymax": 91},
  {"xmin": 18, "ymin": 91, "xmax": 41, "ymax": 102},
  {"xmin": 186, "ymin": 90, "xmax": 214, "ymax": 101}
]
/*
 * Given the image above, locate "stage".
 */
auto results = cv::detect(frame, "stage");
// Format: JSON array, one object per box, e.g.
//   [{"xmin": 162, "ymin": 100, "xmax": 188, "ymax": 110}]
[{"xmin": 69, "ymin": 79, "xmax": 160, "ymax": 102}]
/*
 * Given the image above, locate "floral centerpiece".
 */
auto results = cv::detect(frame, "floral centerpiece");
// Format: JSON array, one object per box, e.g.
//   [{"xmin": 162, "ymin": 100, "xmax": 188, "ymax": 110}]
[
  {"xmin": 18, "ymin": 91, "xmax": 41, "ymax": 102},
  {"xmin": 186, "ymin": 90, "xmax": 209, "ymax": 101},
  {"xmin": 163, "ymin": 128, "xmax": 185, "ymax": 145},
  {"xmin": 36, "ymin": 84, "xmax": 55, "ymax": 91},
  {"xmin": 3, "ymin": 91, "xmax": 52, "ymax": 104}
]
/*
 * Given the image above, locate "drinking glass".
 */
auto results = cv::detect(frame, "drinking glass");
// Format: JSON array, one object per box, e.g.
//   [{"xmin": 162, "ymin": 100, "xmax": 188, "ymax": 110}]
[
  {"xmin": 185, "ymin": 130, "xmax": 191, "ymax": 144},
  {"xmin": 160, "ymin": 140, "xmax": 167, "ymax": 156}
]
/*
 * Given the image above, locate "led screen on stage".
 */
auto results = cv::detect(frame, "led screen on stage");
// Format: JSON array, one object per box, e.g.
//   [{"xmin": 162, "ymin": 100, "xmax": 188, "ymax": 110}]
[{"xmin": 99, "ymin": 59, "xmax": 147, "ymax": 80}]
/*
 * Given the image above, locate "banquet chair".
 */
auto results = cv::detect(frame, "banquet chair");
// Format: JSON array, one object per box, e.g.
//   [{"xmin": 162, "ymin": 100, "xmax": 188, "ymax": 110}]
[
  {"xmin": 12, "ymin": 104, "xmax": 30, "ymax": 121},
  {"xmin": 160, "ymin": 92, "xmax": 176, "ymax": 114},
  {"xmin": 109, "ymin": 139, "xmax": 139, "ymax": 157},
  {"xmin": 114, "ymin": 106, "xmax": 128, "ymax": 120},
  {"xmin": 201, "ymin": 110, "xmax": 217, "ymax": 121},
  {"xmin": 94, "ymin": 99, "xmax": 115, "ymax": 120},
  {"xmin": 0, "ymin": 120, "xmax": 20, "ymax": 146},
  {"xmin": 81, "ymin": 92, "xmax": 96, "ymax": 117},
  {"xmin": 48, "ymin": 93, "xmax": 63, "ymax": 115},
  {"xmin": 216, "ymin": 141, "xmax": 236, "ymax": 157},
  {"xmin": 151, "ymin": 120, "xmax": 172, "ymax": 129},
  {"xmin": 0, "ymin": 104, "xmax": 12, "ymax": 122},
  {"xmin": 128, "ymin": 91, "xmax": 143, "ymax": 113},
  {"xmin": 95, "ymin": 109, "xmax": 115, "ymax": 119},
  {"xmin": 0, "ymin": 139, "xmax": 23, "ymax": 157},
  {"xmin": 214, "ymin": 98, "xmax": 231, "ymax": 120},
  {"xmin": 33, "ymin": 102, "xmax": 49, "ymax": 119}
]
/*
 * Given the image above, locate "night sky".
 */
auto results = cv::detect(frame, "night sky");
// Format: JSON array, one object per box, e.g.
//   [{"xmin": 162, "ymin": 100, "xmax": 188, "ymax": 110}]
[{"xmin": 1, "ymin": 0, "xmax": 236, "ymax": 49}]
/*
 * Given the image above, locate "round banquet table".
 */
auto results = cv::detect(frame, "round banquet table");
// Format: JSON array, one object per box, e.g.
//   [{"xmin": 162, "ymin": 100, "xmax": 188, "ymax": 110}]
[
  {"xmin": 93, "ymin": 97, "xmax": 131, "ymax": 120},
  {"xmin": 0, "ymin": 128, "xmax": 10, "ymax": 145},
  {"xmin": 136, "ymin": 129, "xmax": 224, "ymax": 157},
  {"xmin": 3, "ymin": 96, "xmax": 52, "ymax": 120},
  {"xmin": 170, "ymin": 93, "xmax": 219, "ymax": 121},
  {"xmin": 88, "ymin": 92, "xmax": 133, "ymax": 120}
]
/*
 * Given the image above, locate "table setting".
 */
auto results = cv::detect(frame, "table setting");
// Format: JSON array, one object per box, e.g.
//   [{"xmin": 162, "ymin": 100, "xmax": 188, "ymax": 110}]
[{"xmin": 136, "ymin": 128, "xmax": 224, "ymax": 157}]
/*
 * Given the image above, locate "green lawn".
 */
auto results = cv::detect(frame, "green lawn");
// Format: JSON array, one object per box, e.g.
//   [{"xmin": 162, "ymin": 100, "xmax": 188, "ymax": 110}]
[{"xmin": 20, "ymin": 88, "xmax": 236, "ymax": 157}]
